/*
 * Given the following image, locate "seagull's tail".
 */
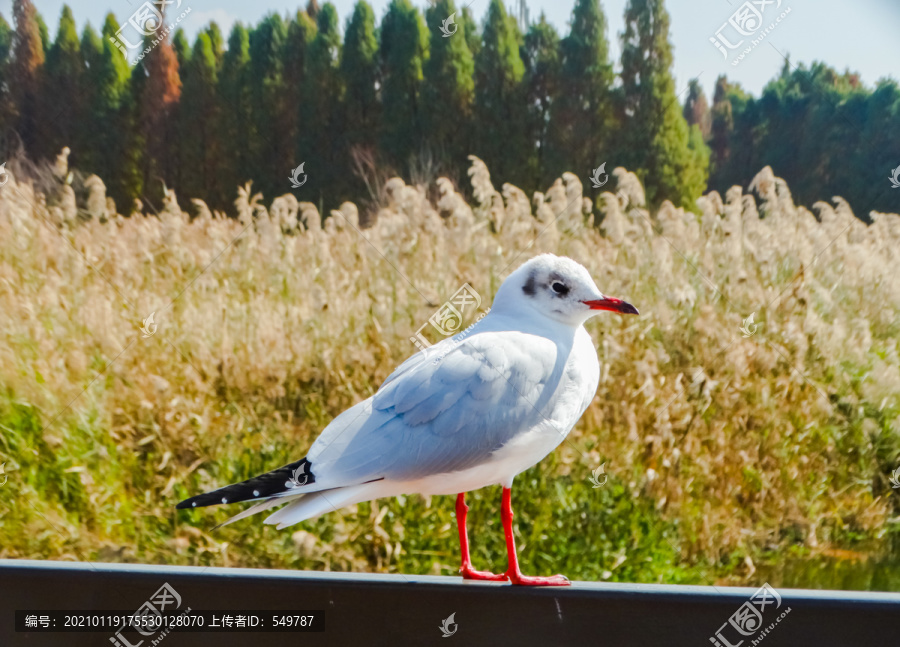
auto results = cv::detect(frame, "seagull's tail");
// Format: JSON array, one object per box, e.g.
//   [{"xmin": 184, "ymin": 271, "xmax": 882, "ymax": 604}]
[
  {"xmin": 175, "ymin": 457, "xmax": 319, "ymax": 510},
  {"xmin": 263, "ymin": 480, "xmax": 396, "ymax": 530}
]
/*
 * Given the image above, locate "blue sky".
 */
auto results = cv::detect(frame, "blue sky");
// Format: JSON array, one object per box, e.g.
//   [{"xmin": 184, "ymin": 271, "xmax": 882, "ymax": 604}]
[{"xmin": 13, "ymin": 0, "xmax": 900, "ymax": 99}]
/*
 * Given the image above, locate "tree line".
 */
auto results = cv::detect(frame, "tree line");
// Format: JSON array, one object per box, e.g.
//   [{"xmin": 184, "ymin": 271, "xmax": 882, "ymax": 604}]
[{"xmin": 1, "ymin": 0, "xmax": 895, "ymax": 218}]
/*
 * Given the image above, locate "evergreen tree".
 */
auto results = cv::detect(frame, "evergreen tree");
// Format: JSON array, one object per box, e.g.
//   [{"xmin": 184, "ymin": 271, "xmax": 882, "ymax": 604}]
[
  {"xmin": 341, "ymin": 1, "xmax": 379, "ymax": 162},
  {"xmin": 172, "ymin": 27, "xmax": 190, "ymax": 70},
  {"xmin": 548, "ymin": 0, "xmax": 613, "ymax": 184},
  {"xmin": 41, "ymin": 5, "xmax": 82, "ymax": 161},
  {"xmin": 34, "ymin": 10, "xmax": 49, "ymax": 53},
  {"xmin": 460, "ymin": 6, "xmax": 480, "ymax": 59},
  {"xmin": 856, "ymin": 79, "xmax": 900, "ymax": 215},
  {"xmin": 709, "ymin": 75, "xmax": 733, "ymax": 182},
  {"xmin": 218, "ymin": 23, "xmax": 253, "ymax": 207},
  {"xmin": 682, "ymin": 78, "xmax": 710, "ymax": 140},
  {"xmin": 423, "ymin": 0, "xmax": 474, "ymax": 173},
  {"xmin": 302, "ymin": 2, "xmax": 344, "ymax": 204},
  {"xmin": 10, "ymin": 0, "xmax": 45, "ymax": 155},
  {"xmin": 80, "ymin": 23, "xmax": 101, "ymax": 70},
  {"xmin": 84, "ymin": 14, "xmax": 134, "ymax": 207},
  {"xmin": 473, "ymin": 0, "xmax": 527, "ymax": 186},
  {"xmin": 171, "ymin": 26, "xmax": 190, "ymax": 193},
  {"xmin": 206, "ymin": 22, "xmax": 224, "ymax": 67},
  {"xmin": 77, "ymin": 23, "xmax": 102, "ymax": 170},
  {"xmin": 248, "ymin": 13, "xmax": 289, "ymax": 201},
  {"xmin": 132, "ymin": 1, "xmax": 182, "ymax": 206},
  {"xmin": 618, "ymin": 0, "xmax": 707, "ymax": 207},
  {"xmin": 379, "ymin": 0, "xmax": 428, "ymax": 172},
  {"xmin": 0, "ymin": 14, "xmax": 16, "ymax": 140},
  {"xmin": 521, "ymin": 14, "xmax": 560, "ymax": 189},
  {"xmin": 284, "ymin": 10, "xmax": 316, "ymax": 169},
  {"xmin": 283, "ymin": 10, "xmax": 316, "ymax": 198},
  {"xmin": 179, "ymin": 32, "xmax": 218, "ymax": 203}
]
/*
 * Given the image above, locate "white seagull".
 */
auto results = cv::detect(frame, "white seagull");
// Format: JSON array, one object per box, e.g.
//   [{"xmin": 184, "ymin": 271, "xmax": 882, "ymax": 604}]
[{"xmin": 177, "ymin": 254, "xmax": 638, "ymax": 586}]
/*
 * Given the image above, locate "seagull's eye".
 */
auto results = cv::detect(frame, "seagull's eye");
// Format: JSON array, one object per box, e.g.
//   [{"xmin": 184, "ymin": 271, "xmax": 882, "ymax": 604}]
[{"xmin": 551, "ymin": 281, "xmax": 569, "ymax": 296}]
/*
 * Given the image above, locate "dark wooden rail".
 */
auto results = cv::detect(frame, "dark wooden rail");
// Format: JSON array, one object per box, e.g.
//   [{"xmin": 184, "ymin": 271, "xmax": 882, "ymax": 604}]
[{"xmin": 2, "ymin": 559, "xmax": 898, "ymax": 646}]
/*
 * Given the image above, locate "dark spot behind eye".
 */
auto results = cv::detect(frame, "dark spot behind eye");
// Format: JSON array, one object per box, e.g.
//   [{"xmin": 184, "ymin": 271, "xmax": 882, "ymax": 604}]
[
  {"xmin": 522, "ymin": 271, "xmax": 537, "ymax": 296},
  {"xmin": 551, "ymin": 281, "xmax": 569, "ymax": 296}
]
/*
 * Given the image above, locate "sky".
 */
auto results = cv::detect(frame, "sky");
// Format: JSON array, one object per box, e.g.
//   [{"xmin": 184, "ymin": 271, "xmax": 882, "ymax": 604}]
[{"xmin": 10, "ymin": 0, "xmax": 900, "ymax": 100}]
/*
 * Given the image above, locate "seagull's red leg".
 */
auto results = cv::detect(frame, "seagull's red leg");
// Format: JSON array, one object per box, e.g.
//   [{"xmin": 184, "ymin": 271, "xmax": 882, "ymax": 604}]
[
  {"xmin": 501, "ymin": 487, "xmax": 570, "ymax": 586},
  {"xmin": 456, "ymin": 493, "xmax": 508, "ymax": 581}
]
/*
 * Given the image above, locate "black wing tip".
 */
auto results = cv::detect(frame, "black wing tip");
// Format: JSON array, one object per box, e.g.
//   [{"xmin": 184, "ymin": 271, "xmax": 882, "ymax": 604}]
[
  {"xmin": 175, "ymin": 457, "xmax": 314, "ymax": 510},
  {"xmin": 174, "ymin": 496, "xmax": 207, "ymax": 510}
]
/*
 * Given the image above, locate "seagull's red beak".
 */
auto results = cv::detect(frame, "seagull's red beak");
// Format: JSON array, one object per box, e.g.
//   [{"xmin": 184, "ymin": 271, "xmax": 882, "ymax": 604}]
[{"xmin": 582, "ymin": 296, "xmax": 639, "ymax": 315}]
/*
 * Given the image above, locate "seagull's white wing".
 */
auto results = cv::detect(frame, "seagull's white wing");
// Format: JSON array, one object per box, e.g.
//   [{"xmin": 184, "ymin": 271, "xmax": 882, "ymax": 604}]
[{"xmin": 306, "ymin": 329, "xmax": 569, "ymax": 484}]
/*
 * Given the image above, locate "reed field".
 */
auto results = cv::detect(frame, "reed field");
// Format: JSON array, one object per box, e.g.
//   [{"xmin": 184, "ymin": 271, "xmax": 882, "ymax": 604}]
[{"xmin": 1, "ymin": 154, "xmax": 899, "ymax": 588}]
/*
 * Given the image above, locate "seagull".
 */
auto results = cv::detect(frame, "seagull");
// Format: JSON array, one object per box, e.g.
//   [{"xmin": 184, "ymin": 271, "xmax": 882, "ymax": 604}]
[{"xmin": 177, "ymin": 254, "xmax": 638, "ymax": 586}]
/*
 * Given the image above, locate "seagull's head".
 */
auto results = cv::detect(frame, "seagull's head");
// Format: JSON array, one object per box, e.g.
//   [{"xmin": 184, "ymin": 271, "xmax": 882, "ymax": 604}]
[{"xmin": 494, "ymin": 254, "xmax": 638, "ymax": 327}]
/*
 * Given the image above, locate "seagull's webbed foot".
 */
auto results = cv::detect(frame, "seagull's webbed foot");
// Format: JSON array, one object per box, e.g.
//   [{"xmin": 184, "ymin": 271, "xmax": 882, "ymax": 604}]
[
  {"xmin": 460, "ymin": 564, "xmax": 509, "ymax": 582},
  {"xmin": 505, "ymin": 571, "xmax": 570, "ymax": 587}
]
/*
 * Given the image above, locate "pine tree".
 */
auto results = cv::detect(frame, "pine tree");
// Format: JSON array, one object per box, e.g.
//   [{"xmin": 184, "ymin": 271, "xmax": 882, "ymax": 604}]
[
  {"xmin": 379, "ymin": 0, "xmax": 428, "ymax": 172},
  {"xmin": 80, "ymin": 23, "xmax": 101, "ymax": 70},
  {"xmin": 422, "ymin": 0, "xmax": 474, "ymax": 173},
  {"xmin": 521, "ymin": 14, "xmax": 560, "ymax": 189},
  {"xmin": 206, "ymin": 22, "xmax": 224, "ymax": 67},
  {"xmin": 857, "ymin": 79, "xmax": 900, "ymax": 214},
  {"xmin": 218, "ymin": 22, "xmax": 253, "ymax": 207},
  {"xmin": 302, "ymin": 2, "xmax": 344, "ymax": 203},
  {"xmin": 460, "ymin": 7, "xmax": 480, "ymax": 59},
  {"xmin": 618, "ymin": 0, "xmax": 707, "ymax": 207},
  {"xmin": 179, "ymin": 32, "xmax": 218, "ymax": 203},
  {"xmin": 341, "ymin": 1, "xmax": 379, "ymax": 163},
  {"xmin": 0, "ymin": 15, "xmax": 16, "ymax": 140},
  {"xmin": 84, "ymin": 14, "xmax": 134, "ymax": 207},
  {"xmin": 10, "ymin": 0, "xmax": 45, "ymax": 155},
  {"xmin": 282, "ymin": 10, "xmax": 316, "ymax": 199},
  {"xmin": 682, "ymin": 78, "xmax": 710, "ymax": 140},
  {"xmin": 473, "ymin": 0, "xmax": 527, "ymax": 186},
  {"xmin": 34, "ymin": 9, "xmax": 49, "ymax": 55},
  {"xmin": 172, "ymin": 28, "xmax": 190, "ymax": 70},
  {"xmin": 132, "ymin": 1, "xmax": 182, "ymax": 206},
  {"xmin": 248, "ymin": 14, "xmax": 289, "ymax": 201},
  {"xmin": 76, "ymin": 23, "xmax": 102, "ymax": 173},
  {"xmin": 549, "ymin": 0, "xmax": 613, "ymax": 184},
  {"xmin": 709, "ymin": 75, "xmax": 733, "ymax": 183},
  {"xmin": 41, "ymin": 5, "xmax": 82, "ymax": 161}
]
